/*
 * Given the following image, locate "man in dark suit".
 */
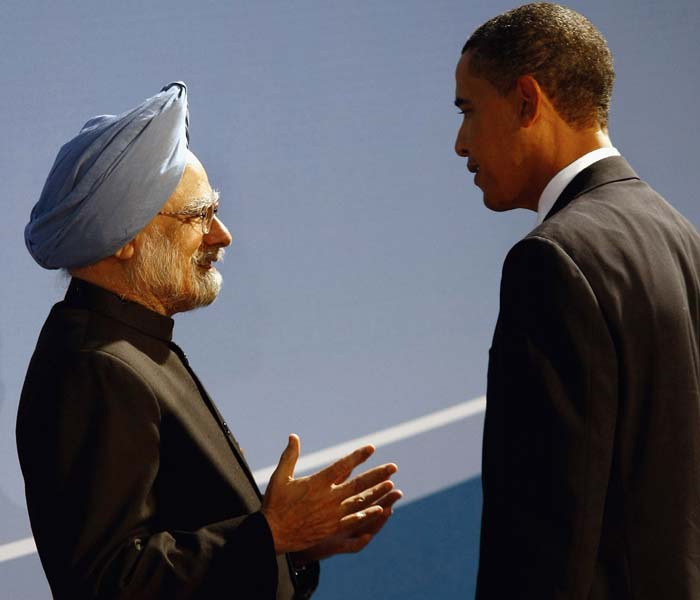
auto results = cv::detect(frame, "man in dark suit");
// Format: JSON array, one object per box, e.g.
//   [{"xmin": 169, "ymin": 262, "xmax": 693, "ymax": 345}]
[
  {"xmin": 18, "ymin": 83, "xmax": 401, "ymax": 599},
  {"xmin": 454, "ymin": 4, "xmax": 700, "ymax": 598}
]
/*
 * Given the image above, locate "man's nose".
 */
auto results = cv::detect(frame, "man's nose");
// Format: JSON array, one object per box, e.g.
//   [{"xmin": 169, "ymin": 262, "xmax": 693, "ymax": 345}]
[
  {"xmin": 204, "ymin": 215, "xmax": 232, "ymax": 247},
  {"xmin": 455, "ymin": 126, "xmax": 469, "ymax": 157}
]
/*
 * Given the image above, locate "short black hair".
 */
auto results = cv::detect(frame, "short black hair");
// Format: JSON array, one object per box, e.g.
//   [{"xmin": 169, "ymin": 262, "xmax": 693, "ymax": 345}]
[{"xmin": 462, "ymin": 3, "xmax": 615, "ymax": 129}]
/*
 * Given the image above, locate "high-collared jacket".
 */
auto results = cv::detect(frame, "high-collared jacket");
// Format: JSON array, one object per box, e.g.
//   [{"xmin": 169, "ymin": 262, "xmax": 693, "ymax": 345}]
[
  {"xmin": 477, "ymin": 157, "xmax": 700, "ymax": 599},
  {"xmin": 17, "ymin": 278, "xmax": 319, "ymax": 599}
]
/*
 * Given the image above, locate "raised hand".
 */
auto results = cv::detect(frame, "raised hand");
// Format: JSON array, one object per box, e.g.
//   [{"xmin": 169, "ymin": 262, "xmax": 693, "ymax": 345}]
[
  {"xmin": 291, "ymin": 487, "xmax": 403, "ymax": 564},
  {"xmin": 262, "ymin": 434, "xmax": 399, "ymax": 555}
]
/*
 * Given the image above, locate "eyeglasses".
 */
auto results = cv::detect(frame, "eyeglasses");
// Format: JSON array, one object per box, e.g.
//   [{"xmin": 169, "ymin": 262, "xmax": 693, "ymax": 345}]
[{"xmin": 158, "ymin": 201, "xmax": 219, "ymax": 235}]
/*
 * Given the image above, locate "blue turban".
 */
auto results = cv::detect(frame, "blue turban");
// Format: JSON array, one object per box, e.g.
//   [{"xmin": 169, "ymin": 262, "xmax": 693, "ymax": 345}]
[{"xmin": 25, "ymin": 82, "xmax": 190, "ymax": 270}]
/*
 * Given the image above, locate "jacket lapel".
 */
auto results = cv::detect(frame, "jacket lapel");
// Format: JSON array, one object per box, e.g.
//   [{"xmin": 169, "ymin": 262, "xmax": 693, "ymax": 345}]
[{"xmin": 544, "ymin": 155, "xmax": 640, "ymax": 222}]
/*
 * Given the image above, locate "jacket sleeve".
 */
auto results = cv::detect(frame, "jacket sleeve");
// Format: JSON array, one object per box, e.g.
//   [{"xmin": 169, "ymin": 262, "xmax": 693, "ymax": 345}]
[
  {"xmin": 18, "ymin": 349, "xmax": 281, "ymax": 600},
  {"xmin": 476, "ymin": 236, "xmax": 619, "ymax": 599}
]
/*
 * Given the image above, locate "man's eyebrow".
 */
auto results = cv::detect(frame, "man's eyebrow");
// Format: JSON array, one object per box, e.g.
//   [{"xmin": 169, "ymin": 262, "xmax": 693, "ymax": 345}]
[
  {"xmin": 454, "ymin": 97, "xmax": 471, "ymax": 108},
  {"xmin": 182, "ymin": 190, "xmax": 220, "ymax": 212}
]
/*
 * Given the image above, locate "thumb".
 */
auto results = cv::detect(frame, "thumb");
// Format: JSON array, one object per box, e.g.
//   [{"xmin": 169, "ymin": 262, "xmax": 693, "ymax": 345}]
[{"xmin": 270, "ymin": 433, "xmax": 300, "ymax": 483}]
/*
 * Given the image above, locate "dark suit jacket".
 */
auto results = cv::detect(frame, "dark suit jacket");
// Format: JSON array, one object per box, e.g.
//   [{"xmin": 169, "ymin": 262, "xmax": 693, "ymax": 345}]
[
  {"xmin": 477, "ymin": 157, "xmax": 700, "ymax": 599},
  {"xmin": 16, "ymin": 279, "xmax": 319, "ymax": 599}
]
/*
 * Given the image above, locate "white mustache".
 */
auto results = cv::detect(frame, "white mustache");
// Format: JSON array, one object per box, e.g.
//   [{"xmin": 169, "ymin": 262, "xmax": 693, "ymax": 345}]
[{"xmin": 194, "ymin": 246, "xmax": 225, "ymax": 265}]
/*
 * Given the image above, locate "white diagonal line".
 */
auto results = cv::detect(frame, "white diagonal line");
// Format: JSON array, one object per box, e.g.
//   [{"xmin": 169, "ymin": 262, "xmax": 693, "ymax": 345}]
[
  {"xmin": 0, "ymin": 536, "xmax": 37, "ymax": 563},
  {"xmin": 0, "ymin": 395, "xmax": 485, "ymax": 563},
  {"xmin": 252, "ymin": 395, "xmax": 486, "ymax": 486}
]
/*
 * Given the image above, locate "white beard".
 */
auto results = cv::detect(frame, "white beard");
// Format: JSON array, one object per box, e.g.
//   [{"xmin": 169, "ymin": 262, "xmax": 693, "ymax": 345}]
[{"xmin": 125, "ymin": 227, "xmax": 224, "ymax": 314}]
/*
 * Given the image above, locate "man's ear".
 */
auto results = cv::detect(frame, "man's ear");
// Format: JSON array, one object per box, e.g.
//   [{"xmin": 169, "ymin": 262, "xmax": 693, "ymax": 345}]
[
  {"xmin": 113, "ymin": 240, "xmax": 135, "ymax": 261},
  {"xmin": 515, "ymin": 75, "xmax": 542, "ymax": 127}
]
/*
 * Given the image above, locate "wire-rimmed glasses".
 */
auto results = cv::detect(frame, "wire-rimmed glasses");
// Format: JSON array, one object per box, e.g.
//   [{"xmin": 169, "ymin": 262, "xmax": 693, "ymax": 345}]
[{"xmin": 158, "ymin": 200, "xmax": 219, "ymax": 234}]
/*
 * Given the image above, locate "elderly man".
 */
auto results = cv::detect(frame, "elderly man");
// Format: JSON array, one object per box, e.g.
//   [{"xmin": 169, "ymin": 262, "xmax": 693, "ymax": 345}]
[
  {"xmin": 17, "ymin": 82, "xmax": 401, "ymax": 599},
  {"xmin": 454, "ymin": 4, "xmax": 700, "ymax": 599}
]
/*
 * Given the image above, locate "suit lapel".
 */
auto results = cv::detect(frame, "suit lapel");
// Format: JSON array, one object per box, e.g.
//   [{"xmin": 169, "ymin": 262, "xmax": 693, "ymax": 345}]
[{"xmin": 544, "ymin": 156, "xmax": 640, "ymax": 221}]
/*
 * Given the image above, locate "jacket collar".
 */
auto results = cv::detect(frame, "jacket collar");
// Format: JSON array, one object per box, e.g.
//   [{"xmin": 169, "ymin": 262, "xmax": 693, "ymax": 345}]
[
  {"xmin": 544, "ymin": 155, "xmax": 640, "ymax": 222},
  {"xmin": 64, "ymin": 277, "xmax": 174, "ymax": 342}
]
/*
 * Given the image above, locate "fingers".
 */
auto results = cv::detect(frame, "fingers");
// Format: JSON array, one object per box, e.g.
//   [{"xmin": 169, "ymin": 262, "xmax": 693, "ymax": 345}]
[
  {"xmin": 340, "ymin": 479, "xmax": 395, "ymax": 516},
  {"xmin": 341, "ymin": 488, "xmax": 404, "ymax": 537},
  {"xmin": 336, "ymin": 463, "xmax": 397, "ymax": 497},
  {"xmin": 264, "ymin": 439, "xmax": 399, "ymax": 556},
  {"xmin": 270, "ymin": 433, "xmax": 300, "ymax": 483},
  {"xmin": 338, "ymin": 504, "xmax": 385, "ymax": 529},
  {"xmin": 358, "ymin": 490, "xmax": 403, "ymax": 536},
  {"xmin": 375, "ymin": 489, "xmax": 403, "ymax": 511},
  {"xmin": 316, "ymin": 445, "xmax": 375, "ymax": 486},
  {"xmin": 355, "ymin": 510, "xmax": 391, "ymax": 537}
]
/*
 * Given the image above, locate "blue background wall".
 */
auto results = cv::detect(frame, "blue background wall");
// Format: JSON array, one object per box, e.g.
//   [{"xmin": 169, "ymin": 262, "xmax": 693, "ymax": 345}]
[{"xmin": 1, "ymin": 1, "xmax": 699, "ymax": 597}]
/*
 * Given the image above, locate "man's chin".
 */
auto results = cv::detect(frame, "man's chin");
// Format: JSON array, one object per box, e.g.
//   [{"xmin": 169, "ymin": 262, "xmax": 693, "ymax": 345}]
[
  {"xmin": 482, "ymin": 192, "xmax": 517, "ymax": 213},
  {"xmin": 197, "ymin": 272, "xmax": 223, "ymax": 304},
  {"xmin": 173, "ymin": 272, "xmax": 223, "ymax": 313},
  {"xmin": 476, "ymin": 184, "xmax": 501, "ymax": 212}
]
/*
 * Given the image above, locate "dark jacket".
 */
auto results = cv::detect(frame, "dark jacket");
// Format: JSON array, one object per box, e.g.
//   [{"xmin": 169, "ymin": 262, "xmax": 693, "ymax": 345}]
[
  {"xmin": 477, "ymin": 157, "xmax": 700, "ymax": 599},
  {"xmin": 17, "ymin": 279, "xmax": 319, "ymax": 599}
]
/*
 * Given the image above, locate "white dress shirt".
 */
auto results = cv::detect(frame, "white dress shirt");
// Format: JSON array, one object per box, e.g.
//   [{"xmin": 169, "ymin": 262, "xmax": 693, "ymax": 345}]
[{"xmin": 536, "ymin": 147, "xmax": 620, "ymax": 224}]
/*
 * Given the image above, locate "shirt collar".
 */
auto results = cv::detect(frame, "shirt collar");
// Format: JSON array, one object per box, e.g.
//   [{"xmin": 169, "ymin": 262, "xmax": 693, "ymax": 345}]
[
  {"xmin": 64, "ymin": 277, "xmax": 174, "ymax": 342},
  {"xmin": 536, "ymin": 146, "xmax": 620, "ymax": 224}
]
